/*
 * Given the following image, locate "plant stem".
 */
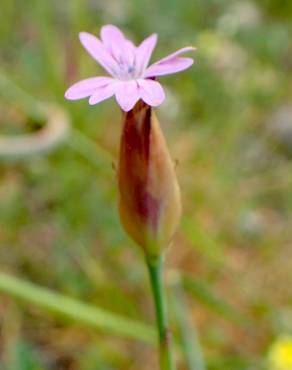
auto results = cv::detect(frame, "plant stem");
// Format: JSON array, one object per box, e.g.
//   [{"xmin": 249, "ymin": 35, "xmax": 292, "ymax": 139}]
[
  {"xmin": 146, "ymin": 256, "xmax": 176, "ymax": 370},
  {"xmin": 171, "ymin": 280, "xmax": 206, "ymax": 370}
]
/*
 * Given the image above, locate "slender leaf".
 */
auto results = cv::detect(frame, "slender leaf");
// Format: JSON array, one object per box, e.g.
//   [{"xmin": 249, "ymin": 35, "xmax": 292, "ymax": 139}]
[{"xmin": 0, "ymin": 272, "xmax": 156, "ymax": 344}]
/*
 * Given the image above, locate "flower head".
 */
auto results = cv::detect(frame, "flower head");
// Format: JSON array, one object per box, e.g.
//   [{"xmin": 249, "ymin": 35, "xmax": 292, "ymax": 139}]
[
  {"xmin": 65, "ymin": 25, "xmax": 196, "ymax": 111},
  {"xmin": 268, "ymin": 335, "xmax": 292, "ymax": 370}
]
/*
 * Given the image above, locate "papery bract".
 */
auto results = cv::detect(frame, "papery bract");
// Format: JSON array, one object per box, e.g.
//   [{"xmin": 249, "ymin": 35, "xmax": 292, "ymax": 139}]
[{"xmin": 118, "ymin": 101, "xmax": 181, "ymax": 257}]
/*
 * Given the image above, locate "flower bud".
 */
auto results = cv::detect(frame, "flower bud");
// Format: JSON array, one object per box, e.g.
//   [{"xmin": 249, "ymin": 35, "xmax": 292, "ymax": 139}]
[{"xmin": 118, "ymin": 101, "xmax": 181, "ymax": 258}]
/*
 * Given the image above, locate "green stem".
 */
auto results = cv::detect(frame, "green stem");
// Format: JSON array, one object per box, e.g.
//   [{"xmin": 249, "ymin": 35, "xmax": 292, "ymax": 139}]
[
  {"xmin": 146, "ymin": 256, "xmax": 176, "ymax": 370},
  {"xmin": 171, "ymin": 280, "xmax": 206, "ymax": 370}
]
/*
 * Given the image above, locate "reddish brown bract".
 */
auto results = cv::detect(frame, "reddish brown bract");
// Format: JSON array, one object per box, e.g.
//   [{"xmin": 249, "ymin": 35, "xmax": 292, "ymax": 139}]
[{"xmin": 118, "ymin": 101, "xmax": 181, "ymax": 257}]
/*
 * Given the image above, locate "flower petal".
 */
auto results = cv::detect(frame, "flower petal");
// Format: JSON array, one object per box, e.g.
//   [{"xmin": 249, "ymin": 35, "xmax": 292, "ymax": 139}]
[
  {"xmin": 101, "ymin": 24, "xmax": 125, "ymax": 44},
  {"xmin": 144, "ymin": 46, "xmax": 196, "ymax": 77},
  {"xmin": 135, "ymin": 34, "xmax": 157, "ymax": 75},
  {"xmin": 101, "ymin": 24, "xmax": 125, "ymax": 58},
  {"xmin": 138, "ymin": 79, "xmax": 165, "ymax": 107},
  {"xmin": 101, "ymin": 24, "xmax": 135, "ymax": 66},
  {"xmin": 64, "ymin": 77, "xmax": 114, "ymax": 100},
  {"xmin": 79, "ymin": 32, "xmax": 118, "ymax": 76},
  {"xmin": 89, "ymin": 81, "xmax": 117, "ymax": 105},
  {"xmin": 115, "ymin": 80, "xmax": 140, "ymax": 112}
]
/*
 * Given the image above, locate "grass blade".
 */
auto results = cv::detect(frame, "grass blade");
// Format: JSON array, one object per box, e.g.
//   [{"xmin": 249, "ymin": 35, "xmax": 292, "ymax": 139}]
[{"xmin": 0, "ymin": 272, "xmax": 156, "ymax": 344}]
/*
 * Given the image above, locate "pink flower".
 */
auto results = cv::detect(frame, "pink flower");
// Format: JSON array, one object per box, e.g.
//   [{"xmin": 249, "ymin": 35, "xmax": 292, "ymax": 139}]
[{"xmin": 65, "ymin": 25, "xmax": 196, "ymax": 112}]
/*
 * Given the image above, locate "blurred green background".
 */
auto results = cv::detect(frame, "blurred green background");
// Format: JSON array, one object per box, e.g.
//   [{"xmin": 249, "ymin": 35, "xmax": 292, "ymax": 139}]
[{"xmin": 1, "ymin": 0, "xmax": 292, "ymax": 369}]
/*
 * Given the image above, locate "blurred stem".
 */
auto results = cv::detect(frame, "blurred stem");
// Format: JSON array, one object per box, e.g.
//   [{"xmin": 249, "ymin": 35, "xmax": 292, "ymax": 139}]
[
  {"xmin": 171, "ymin": 278, "xmax": 206, "ymax": 370},
  {"xmin": 0, "ymin": 71, "xmax": 45, "ymax": 120},
  {"xmin": 69, "ymin": 128, "xmax": 113, "ymax": 176},
  {"xmin": 146, "ymin": 256, "xmax": 176, "ymax": 370}
]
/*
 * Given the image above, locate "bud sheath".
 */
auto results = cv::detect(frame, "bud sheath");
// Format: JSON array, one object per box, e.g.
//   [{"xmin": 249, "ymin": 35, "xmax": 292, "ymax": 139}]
[{"xmin": 118, "ymin": 101, "xmax": 181, "ymax": 257}]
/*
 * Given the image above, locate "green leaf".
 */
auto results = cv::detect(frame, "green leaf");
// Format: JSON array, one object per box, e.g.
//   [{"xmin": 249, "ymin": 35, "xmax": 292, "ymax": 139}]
[{"xmin": 0, "ymin": 272, "xmax": 156, "ymax": 344}]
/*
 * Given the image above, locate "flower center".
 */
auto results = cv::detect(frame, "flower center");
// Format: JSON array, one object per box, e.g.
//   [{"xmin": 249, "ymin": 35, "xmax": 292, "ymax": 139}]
[{"xmin": 113, "ymin": 57, "xmax": 139, "ymax": 80}]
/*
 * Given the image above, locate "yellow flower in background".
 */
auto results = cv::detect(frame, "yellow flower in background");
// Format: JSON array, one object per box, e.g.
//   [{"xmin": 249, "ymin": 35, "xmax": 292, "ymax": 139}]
[{"xmin": 268, "ymin": 335, "xmax": 292, "ymax": 370}]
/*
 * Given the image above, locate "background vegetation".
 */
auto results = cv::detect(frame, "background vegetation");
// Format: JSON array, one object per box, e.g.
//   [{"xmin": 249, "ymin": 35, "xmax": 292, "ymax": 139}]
[{"xmin": 1, "ymin": 0, "xmax": 292, "ymax": 369}]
